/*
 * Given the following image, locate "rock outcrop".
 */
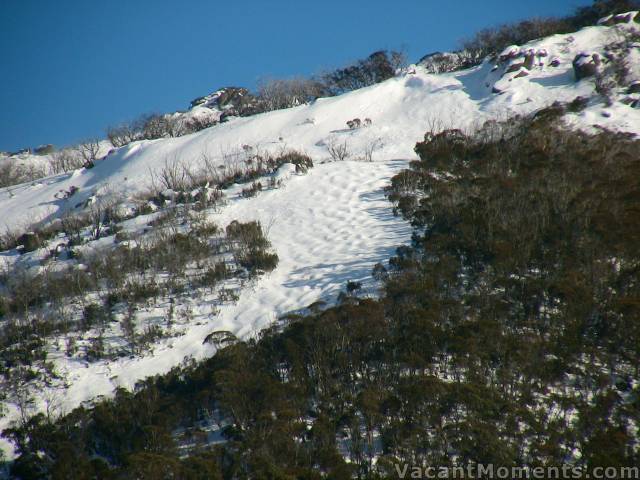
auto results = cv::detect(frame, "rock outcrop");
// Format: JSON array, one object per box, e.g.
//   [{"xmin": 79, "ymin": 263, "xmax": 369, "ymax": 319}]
[
  {"xmin": 572, "ymin": 52, "xmax": 602, "ymax": 80},
  {"xmin": 190, "ymin": 87, "xmax": 263, "ymax": 118},
  {"xmin": 597, "ymin": 11, "xmax": 639, "ymax": 26}
]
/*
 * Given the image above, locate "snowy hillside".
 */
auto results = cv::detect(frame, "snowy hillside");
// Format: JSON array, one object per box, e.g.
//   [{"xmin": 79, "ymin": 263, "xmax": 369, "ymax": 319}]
[
  {"xmin": 3, "ymin": 18, "xmax": 640, "ymax": 234},
  {"xmin": 1, "ymin": 15, "xmax": 640, "ymax": 461}
]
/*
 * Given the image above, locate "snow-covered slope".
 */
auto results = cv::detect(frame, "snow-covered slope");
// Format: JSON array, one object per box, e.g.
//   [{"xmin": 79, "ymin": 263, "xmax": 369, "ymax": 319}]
[
  {"xmin": 3, "ymin": 21, "xmax": 640, "ymax": 234},
  {"xmin": 1, "ymin": 18, "xmax": 640, "ymax": 460},
  {"xmin": 0, "ymin": 24, "xmax": 640, "ymax": 235}
]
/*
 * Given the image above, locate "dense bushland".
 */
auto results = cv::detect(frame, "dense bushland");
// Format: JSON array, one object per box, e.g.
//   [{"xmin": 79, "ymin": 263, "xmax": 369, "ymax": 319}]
[
  {"xmin": 6, "ymin": 105, "xmax": 639, "ymax": 478},
  {"xmin": 0, "ymin": 213, "xmax": 277, "ymax": 381},
  {"xmin": 107, "ymin": 113, "xmax": 193, "ymax": 147},
  {"xmin": 321, "ymin": 50, "xmax": 406, "ymax": 95}
]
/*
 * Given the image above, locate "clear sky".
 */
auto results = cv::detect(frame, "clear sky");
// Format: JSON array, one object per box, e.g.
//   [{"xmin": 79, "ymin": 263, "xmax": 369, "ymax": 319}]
[{"xmin": 0, "ymin": 0, "xmax": 593, "ymax": 152}]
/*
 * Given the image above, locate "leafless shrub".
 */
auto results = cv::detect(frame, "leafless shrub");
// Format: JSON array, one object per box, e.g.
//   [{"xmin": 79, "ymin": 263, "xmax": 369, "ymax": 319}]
[
  {"xmin": 107, "ymin": 123, "xmax": 140, "ymax": 147},
  {"xmin": 48, "ymin": 148, "xmax": 84, "ymax": 174},
  {"xmin": 347, "ymin": 118, "xmax": 362, "ymax": 129},
  {"xmin": 198, "ymin": 151, "xmax": 223, "ymax": 185},
  {"xmin": 141, "ymin": 114, "xmax": 170, "ymax": 139},
  {"xmin": 86, "ymin": 196, "xmax": 119, "ymax": 240},
  {"xmin": 0, "ymin": 163, "xmax": 25, "ymax": 188},
  {"xmin": 326, "ymin": 138, "xmax": 350, "ymax": 161},
  {"xmin": 141, "ymin": 114, "xmax": 185, "ymax": 139},
  {"xmin": 257, "ymin": 77, "xmax": 325, "ymax": 111},
  {"xmin": 152, "ymin": 158, "xmax": 193, "ymax": 193},
  {"xmin": 182, "ymin": 116, "xmax": 218, "ymax": 134},
  {"xmin": 360, "ymin": 138, "xmax": 382, "ymax": 162},
  {"xmin": 76, "ymin": 139, "xmax": 101, "ymax": 168}
]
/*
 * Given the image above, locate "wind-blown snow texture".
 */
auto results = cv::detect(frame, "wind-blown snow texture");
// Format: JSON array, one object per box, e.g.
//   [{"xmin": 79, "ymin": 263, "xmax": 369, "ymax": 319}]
[{"xmin": 1, "ymin": 20, "xmax": 640, "ymax": 459}]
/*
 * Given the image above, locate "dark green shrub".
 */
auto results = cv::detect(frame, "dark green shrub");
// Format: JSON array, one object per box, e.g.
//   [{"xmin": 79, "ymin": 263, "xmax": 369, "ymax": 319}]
[
  {"xmin": 225, "ymin": 221, "xmax": 278, "ymax": 273},
  {"xmin": 85, "ymin": 333, "xmax": 105, "ymax": 361},
  {"xmin": 346, "ymin": 280, "xmax": 362, "ymax": 294},
  {"xmin": 82, "ymin": 303, "xmax": 108, "ymax": 329},
  {"xmin": 567, "ymin": 95, "xmax": 590, "ymax": 112},
  {"xmin": 199, "ymin": 263, "xmax": 229, "ymax": 289},
  {"xmin": 125, "ymin": 279, "xmax": 161, "ymax": 303},
  {"xmin": 17, "ymin": 232, "xmax": 42, "ymax": 253},
  {"xmin": 244, "ymin": 250, "xmax": 279, "ymax": 273}
]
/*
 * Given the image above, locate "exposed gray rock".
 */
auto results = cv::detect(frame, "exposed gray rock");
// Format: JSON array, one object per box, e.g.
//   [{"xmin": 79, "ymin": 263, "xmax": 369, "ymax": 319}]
[
  {"xmin": 506, "ymin": 62, "xmax": 524, "ymax": 73},
  {"xmin": 189, "ymin": 87, "xmax": 263, "ymax": 117},
  {"xmin": 627, "ymin": 82, "xmax": 640, "ymax": 94},
  {"xmin": 34, "ymin": 144, "xmax": 55, "ymax": 155}
]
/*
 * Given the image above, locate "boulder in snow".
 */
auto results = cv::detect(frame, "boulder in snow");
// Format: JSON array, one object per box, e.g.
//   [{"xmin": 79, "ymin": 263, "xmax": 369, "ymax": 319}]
[
  {"xmin": 573, "ymin": 52, "xmax": 602, "ymax": 80},
  {"xmin": 523, "ymin": 50, "xmax": 536, "ymax": 70}
]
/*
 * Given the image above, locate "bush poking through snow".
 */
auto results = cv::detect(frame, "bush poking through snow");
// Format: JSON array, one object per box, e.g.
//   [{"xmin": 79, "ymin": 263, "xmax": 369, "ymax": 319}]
[
  {"xmin": 322, "ymin": 50, "xmax": 406, "ymax": 95},
  {"xmin": 257, "ymin": 77, "xmax": 326, "ymax": 111},
  {"xmin": 567, "ymin": 95, "xmax": 590, "ymax": 112},
  {"xmin": 0, "ymin": 212, "xmax": 275, "ymax": 389},
  {"xmin": 241, "ymin": 181, "xmax": 263, "ymax": 198},
  {"xmin": 225, "ymin": 220, "xmax": 278, "ymax": 274},
  {"xmin": 347, "ymin": 118, "xmax": 362, "ymax": 129},
  {"xmin": 346, "ymin": 280, "xmax": 362, "ymax": 294},
  {"xmin": 276, "ymin": 150, "xmax": 313, "ymax": 173},
  {"xmin": 346, "ymin": 118, "xmax": 372, "ymax": 130}
]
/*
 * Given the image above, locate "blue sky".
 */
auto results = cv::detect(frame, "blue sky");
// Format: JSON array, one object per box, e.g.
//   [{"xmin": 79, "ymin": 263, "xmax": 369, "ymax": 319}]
[{"xmin": 0, "ymin": 0, "xmax": 592, "ymax": 152}]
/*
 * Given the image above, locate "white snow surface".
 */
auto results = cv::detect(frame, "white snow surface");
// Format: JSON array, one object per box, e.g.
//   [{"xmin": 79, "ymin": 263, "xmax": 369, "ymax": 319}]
[{"xmin": 1, "ymin": 20, "xmax": 640, "ymax": 460}]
